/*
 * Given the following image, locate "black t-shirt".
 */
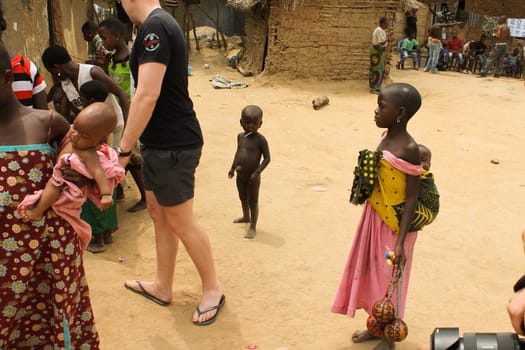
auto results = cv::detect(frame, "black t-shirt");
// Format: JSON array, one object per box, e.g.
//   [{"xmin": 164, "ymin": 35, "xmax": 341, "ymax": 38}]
[
  {"xmin": 130, "ymin": 8, "xmax": 203, "ymax": 149},
  {"xmin": 406, "ymin": 14, "xmax": 417, "ymax": 36}
]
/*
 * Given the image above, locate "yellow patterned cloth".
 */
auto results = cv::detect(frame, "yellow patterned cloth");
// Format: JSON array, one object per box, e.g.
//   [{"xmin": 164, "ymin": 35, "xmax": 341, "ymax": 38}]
[{"xmin": 350, "ymin": 149, "xmax": 439, "ymax": 233}]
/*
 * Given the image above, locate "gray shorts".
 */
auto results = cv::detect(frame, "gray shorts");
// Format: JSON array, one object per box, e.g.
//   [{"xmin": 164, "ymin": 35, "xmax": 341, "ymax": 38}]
[{"xmin": 141, "ymin": 146, "xmax": 202, "ymax": 206}]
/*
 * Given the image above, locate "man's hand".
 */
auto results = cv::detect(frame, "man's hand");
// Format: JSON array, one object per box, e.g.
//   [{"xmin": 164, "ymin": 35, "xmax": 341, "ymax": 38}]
[
  {"xmin": 118, "ymin": 154, "xmax": 131, "ymax": 170},
  {"xmin": 508, "ymin": 288, "xmax": 525, "ymax": 335}
]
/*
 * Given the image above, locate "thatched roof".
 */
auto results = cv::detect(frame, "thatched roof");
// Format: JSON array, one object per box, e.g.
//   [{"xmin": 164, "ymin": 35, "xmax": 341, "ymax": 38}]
[
  {"xmin": 226, "ymin": 0, "xmax": 304, "ymax": 11},
  {"xmin": 402, "ymin": 0, "xmax": 427, "ymax": 11},
  {"xmin": 226, "ymin": 0, "xmax": 266, "ymax": 10}
]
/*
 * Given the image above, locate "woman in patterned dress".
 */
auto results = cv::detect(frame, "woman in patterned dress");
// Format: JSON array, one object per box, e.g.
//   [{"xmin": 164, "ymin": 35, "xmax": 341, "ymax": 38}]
[
  {"xmin": 0, "ymin": 43, "xmax": 99, "ymax": 349},
  {"xmin": 369, "ymin": 16, "xmax": 392, "ymax": 94}
]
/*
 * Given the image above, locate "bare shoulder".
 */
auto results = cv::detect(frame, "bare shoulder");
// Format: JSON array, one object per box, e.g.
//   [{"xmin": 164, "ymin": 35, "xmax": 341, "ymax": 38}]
[
  {"xmin": 401, "ymin": 140, "xmax": 421, "ymax": 165},
  {"xmin": 49, "ymin": 111, "xmax": 71, "ymax": 143},
  {"xmin": 254, "ymin": 132, "xmax": 267, "ymax": 141},
  {"xmin": 89, "ymin": 64, "xmax": 106, "ymax": 77},
  {"xmin": 381, "ymin": 134, "xmax": 420, "ymax": 165},
  {"xmin": 254, "ymin": 132, "xmax": 269, "ymax": 145}
]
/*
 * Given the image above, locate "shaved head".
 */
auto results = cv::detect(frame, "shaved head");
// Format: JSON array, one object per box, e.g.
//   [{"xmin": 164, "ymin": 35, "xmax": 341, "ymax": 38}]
[{"xmin": 76, "ymin": 102, "xmax": 117, "ymax": 142}]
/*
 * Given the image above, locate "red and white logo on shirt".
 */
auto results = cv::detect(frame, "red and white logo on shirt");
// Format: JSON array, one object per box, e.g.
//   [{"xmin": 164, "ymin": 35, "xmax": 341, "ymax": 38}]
[{"xmin": 143, "ymin": 33, "xmax": 160, "ymax": 52}]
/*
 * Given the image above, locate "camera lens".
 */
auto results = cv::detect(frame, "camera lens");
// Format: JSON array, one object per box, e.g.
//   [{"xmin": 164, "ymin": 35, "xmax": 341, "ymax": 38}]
[
  {"xmin": 431, "ymin": 328, "xmax": 523, "ymax": 350},
  {"xmin": 431, "ymin": 327, "xmax": 460, "ymax": 350}
]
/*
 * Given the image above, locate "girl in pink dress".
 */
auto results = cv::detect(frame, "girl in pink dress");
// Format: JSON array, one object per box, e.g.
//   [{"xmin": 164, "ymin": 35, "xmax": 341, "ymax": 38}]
[{"xmin": 332, "ymin": 83, "xmax": 424, "ymax": 350}]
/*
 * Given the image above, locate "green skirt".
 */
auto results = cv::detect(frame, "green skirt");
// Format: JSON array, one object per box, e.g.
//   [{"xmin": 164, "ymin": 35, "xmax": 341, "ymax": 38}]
[{"xmin": 80, "ymin": 190, "xmax": 118, "ymax": 236}]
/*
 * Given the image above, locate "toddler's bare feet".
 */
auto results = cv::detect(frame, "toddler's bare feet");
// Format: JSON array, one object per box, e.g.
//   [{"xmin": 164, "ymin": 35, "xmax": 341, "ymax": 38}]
[
  {"xmin": 22, "ymin": 208, "xmax": 43, "ymax": 221},
  {"xmin": 244, "ymin": 228, "xmax": 256, "ymax": 239},
  {"xmin": 233, "ymin": 217, "xmax": 250, "ymax": 223}
]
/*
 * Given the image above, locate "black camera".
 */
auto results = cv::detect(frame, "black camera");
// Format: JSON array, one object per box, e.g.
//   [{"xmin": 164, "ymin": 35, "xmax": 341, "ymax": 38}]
[{"xmin": 431, "ymin": 328, "xmax": 525, "ymax": 350}]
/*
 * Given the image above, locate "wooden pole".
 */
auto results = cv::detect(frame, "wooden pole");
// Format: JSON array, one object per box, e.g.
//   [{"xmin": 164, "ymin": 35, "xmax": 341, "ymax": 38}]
[{"xmin": 196, "ymin": 5, "xmax": 228, "ymax": 50}]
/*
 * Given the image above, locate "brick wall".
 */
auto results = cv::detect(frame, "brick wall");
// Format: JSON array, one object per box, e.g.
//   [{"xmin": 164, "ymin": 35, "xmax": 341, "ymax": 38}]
[
  {"xmin": 466, "ymin": 0, "xmax": 525, "ymax": 17},
  {"xmin": 264, "ymin": 0, "xmax": 401, "ymax": 80}
]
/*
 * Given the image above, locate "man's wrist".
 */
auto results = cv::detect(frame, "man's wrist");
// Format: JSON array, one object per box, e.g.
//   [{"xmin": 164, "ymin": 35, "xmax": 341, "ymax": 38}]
[{"xmin": 117, "ymin": 146, "xmax": 132, "ymax": 157}]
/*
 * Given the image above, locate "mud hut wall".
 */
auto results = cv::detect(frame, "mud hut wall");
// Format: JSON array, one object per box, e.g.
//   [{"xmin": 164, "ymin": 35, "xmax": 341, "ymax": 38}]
[
  {"xmin": 466, "ymin": 0, "xmax": 525, "ymax": 18},
  {"xmin": 2, "ymin": 1, "xmax": 50, "ymax": 75},
  {"xmin": 2, "ymin": 1, "xmax": 87, "ymax": 93},
  {"xmin": 398, "ymin": 7, "xmax": 433, "ymax": 44},
  {"xmin": 264, "ymin": 0, "xmax": 401, "ymax": 80},
  {"xmin": 241, "ymin": 6, "xmax": 269, "ymax": 74},
  {"xmin": 58, "ymin": 1, "xmax": 90, "ymax": 64}
]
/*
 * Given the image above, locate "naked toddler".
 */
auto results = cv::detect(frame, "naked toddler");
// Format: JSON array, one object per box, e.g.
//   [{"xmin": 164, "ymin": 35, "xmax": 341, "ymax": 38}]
[{"xmin": 228, "ymin": 105, "xmax": 271, "ymax": 239}]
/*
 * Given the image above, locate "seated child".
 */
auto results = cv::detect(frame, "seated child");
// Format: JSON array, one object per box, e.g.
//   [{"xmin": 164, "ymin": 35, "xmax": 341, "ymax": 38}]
[
  {"xmin": 17, "ymin": 102, "xmax": 124, "ymax": 250},
  {"xmin": 505, "ymin": 48, "xmax": 521, "ymax": 77}
]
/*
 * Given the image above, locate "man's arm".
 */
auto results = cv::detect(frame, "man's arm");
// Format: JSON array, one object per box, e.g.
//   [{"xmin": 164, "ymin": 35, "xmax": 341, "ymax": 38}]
[
  {"xmin": 90, "ymin": 66, "xmax": 130, "ymax": 120},
  {"xmin": 118, "ymin": 62, "xmax": 167, "ymax": 167},
  {"xmin": 33, "ymin": 90, "xmax": 48, "ymax": 110}
]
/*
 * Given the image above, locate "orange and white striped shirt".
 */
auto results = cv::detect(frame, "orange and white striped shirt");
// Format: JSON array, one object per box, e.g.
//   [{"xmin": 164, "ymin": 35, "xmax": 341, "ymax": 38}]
[{"xmin": 11, "ymin": 53, "xmax": 47, "ymax": 108}]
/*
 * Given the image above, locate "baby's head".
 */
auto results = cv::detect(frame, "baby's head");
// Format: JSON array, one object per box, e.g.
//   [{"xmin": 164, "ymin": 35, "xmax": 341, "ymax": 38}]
[
  {"xmin": 418, "ymin": 144, "xmax": 431, "ymax": 170},
  {"xmin": 79, "ymin": 80, "xmax": 109, "ymax": 107},
  {"xmin": 240, "ymin": 105, "xmax": 263, "ymax": 133},
  {"xmin": 69, "ymin": 102, "xmax": 116, "ymax": 150}
]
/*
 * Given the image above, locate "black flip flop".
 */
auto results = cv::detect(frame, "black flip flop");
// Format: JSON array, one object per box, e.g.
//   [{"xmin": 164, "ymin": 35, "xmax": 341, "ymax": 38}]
[
  {"xmin": 124, "ymin": 280, "xmax": 170, "ymax": 307},
  {"xmin": 193, "ymin": 295, "xmax": 225, "ymax": 326}
]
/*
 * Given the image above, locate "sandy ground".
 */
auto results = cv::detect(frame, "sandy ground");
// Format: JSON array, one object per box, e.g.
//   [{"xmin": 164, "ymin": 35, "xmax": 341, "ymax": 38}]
[{"xmin": 84, "ymin": 51, "xmax": 525, "ymax": 350}]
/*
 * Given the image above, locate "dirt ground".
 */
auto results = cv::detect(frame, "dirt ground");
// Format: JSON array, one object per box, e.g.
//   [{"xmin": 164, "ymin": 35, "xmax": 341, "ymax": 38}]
[{"xmin": 84, "ymin": 50, "xmax": 525, "ymax": 350}]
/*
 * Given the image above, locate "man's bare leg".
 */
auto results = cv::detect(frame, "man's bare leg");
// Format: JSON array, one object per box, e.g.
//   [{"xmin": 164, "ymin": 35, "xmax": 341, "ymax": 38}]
[
  {"xmin": 124, "ymin": 190, "xmax": 178, "ymax": 304},
  {"xmin": 160, "ymin": 196, "xmax": 223, "ymax": 324}
]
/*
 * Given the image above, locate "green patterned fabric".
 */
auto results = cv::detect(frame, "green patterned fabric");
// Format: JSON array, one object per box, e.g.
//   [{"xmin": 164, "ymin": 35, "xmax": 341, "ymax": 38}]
[{"xmin": 349, "ymin": 149, "xmax": 380, "ymax": 205}]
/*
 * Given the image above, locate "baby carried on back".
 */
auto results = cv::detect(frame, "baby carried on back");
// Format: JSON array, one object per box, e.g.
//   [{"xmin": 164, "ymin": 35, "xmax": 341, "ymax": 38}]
[{"xmin": 349, "ymin": 148, "xmax": 439, "ymax": 232}]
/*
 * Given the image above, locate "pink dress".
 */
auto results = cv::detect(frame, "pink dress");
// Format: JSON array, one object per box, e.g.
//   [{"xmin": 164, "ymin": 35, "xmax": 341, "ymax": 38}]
[
  {"xmin": 17, "ymin": 144, "xmax": 124, "ymax": 250},
  {"xmin": 331, "ymin": 150, "xmax": 422, "ymax": 318}
]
